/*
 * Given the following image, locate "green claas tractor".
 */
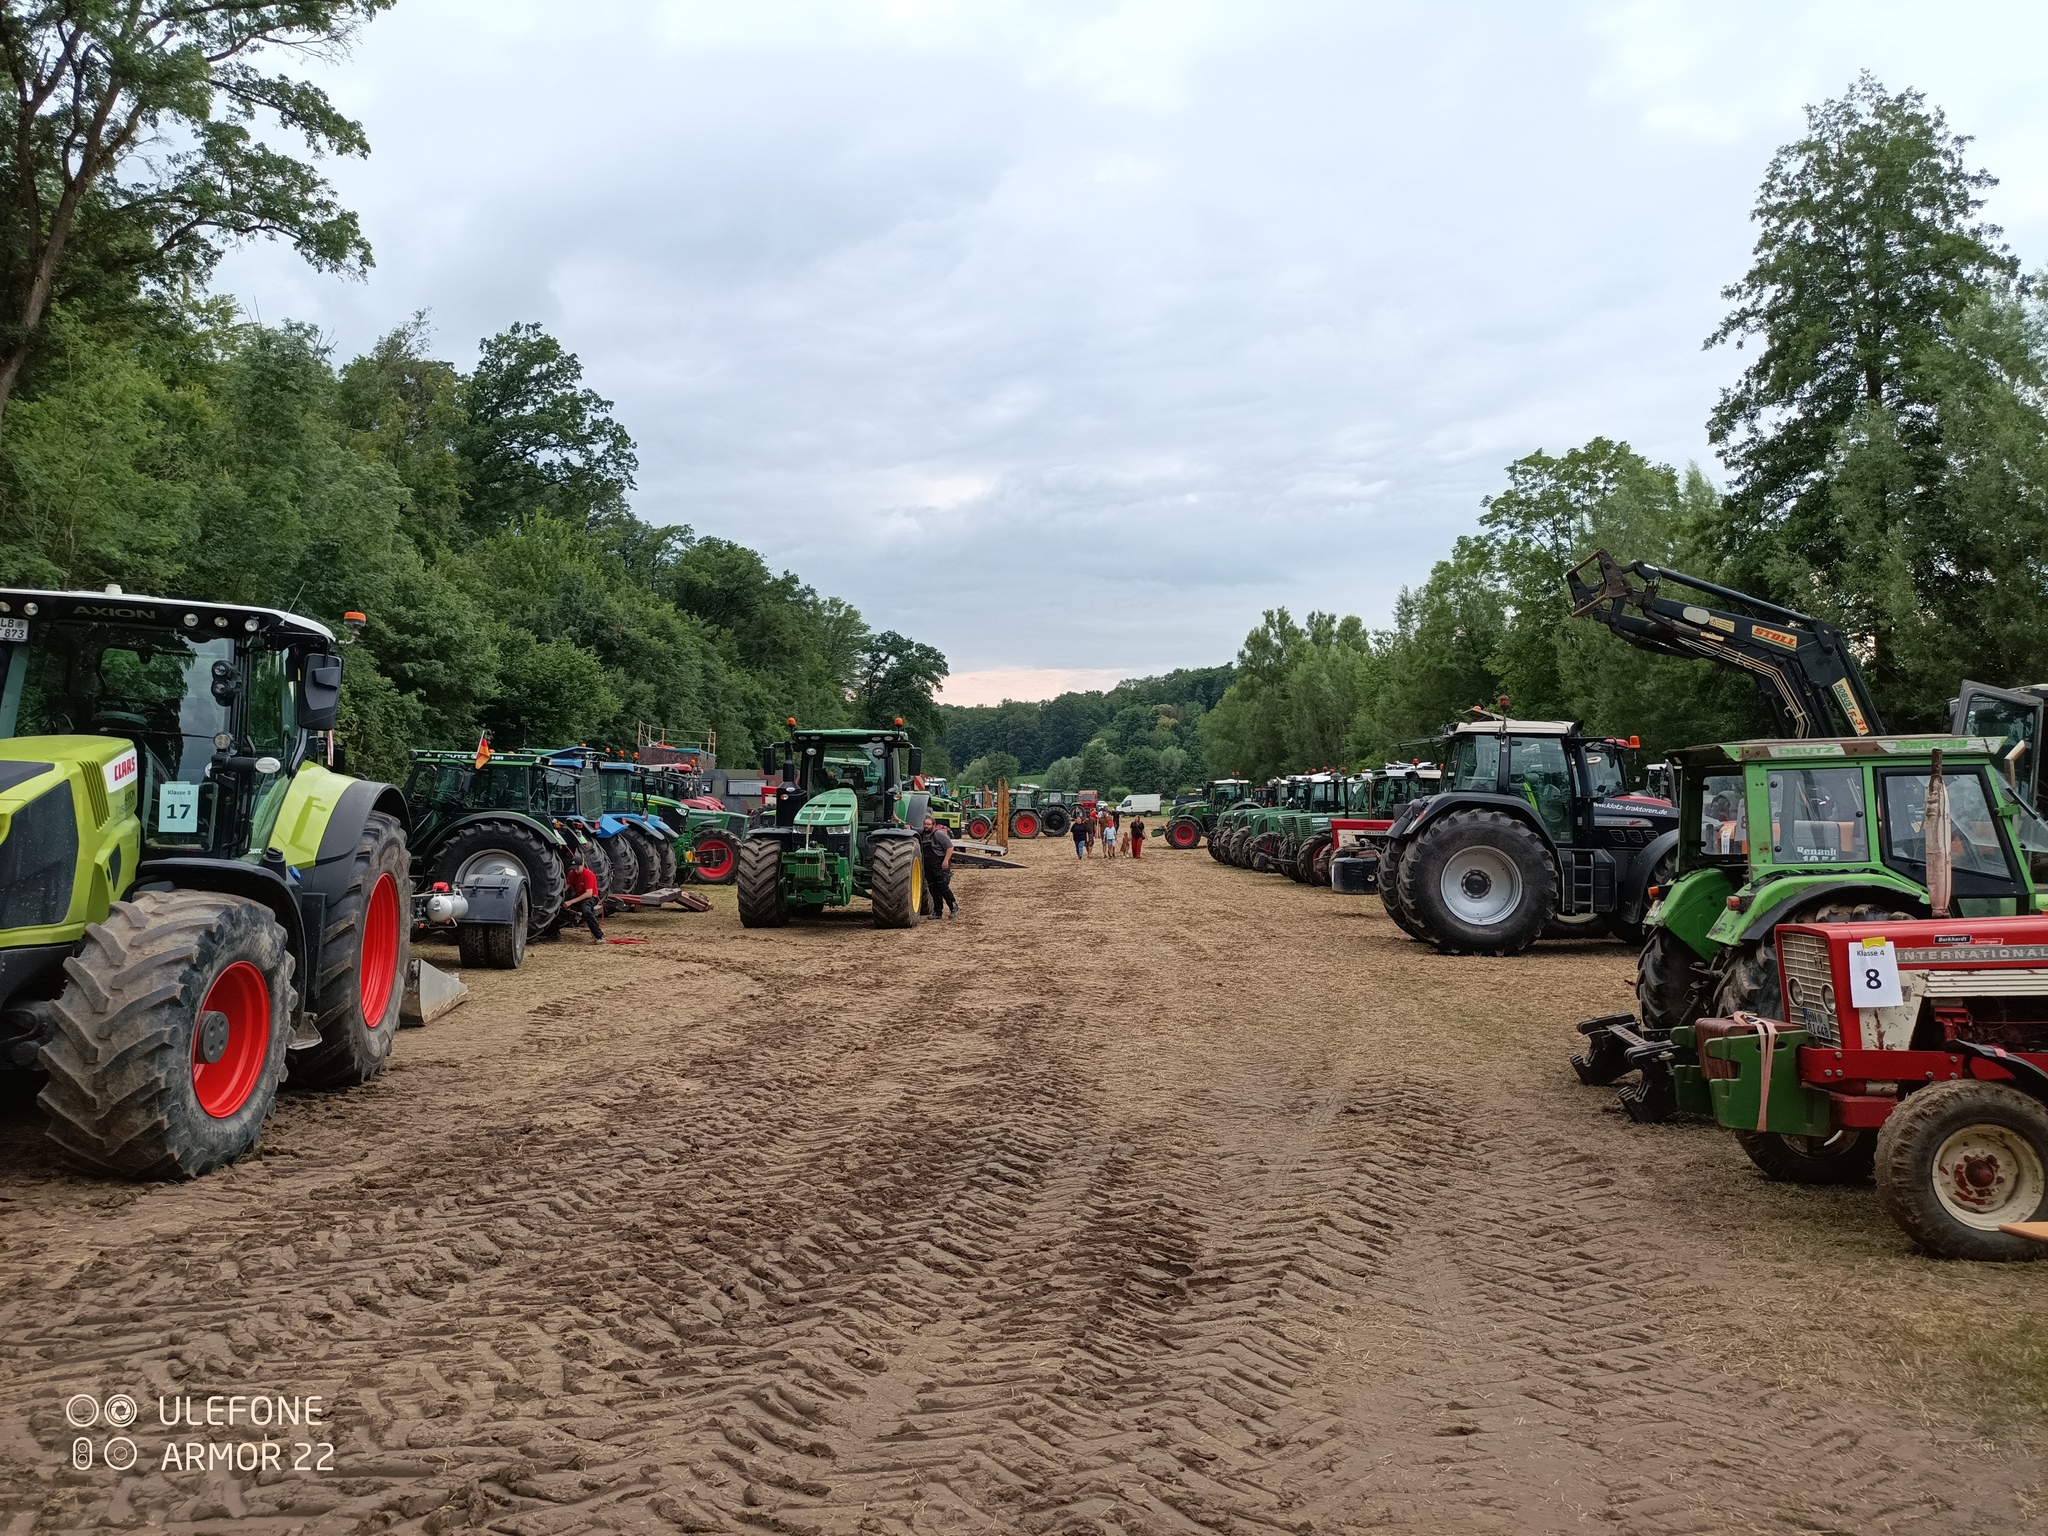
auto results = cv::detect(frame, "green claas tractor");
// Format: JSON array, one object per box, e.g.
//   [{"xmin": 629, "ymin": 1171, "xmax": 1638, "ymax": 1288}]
[
  {"xmin": 737, "ymin": 726, "xmax": 928, "ymax": 928},
  {"xmin": 0, "ymin": 586, "xmax": 410, "ymax": 1178},
  {"xmin": 1165, "ymin": 778, "xmax": 1251, "ymax": 850}
]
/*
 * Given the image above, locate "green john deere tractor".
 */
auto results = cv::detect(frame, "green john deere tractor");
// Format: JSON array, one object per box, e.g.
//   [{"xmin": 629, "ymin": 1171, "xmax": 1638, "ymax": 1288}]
[
  {"xmin": 737, "ymin": 726, "xmax": 928, "ymax": 928},
  {"xmin": 0, "ymin": 587, "xmax": 410, "ymax": 1177},
  {"xmin": 402, "ymin": 749, "xmax": 576, "ymax": 939}
]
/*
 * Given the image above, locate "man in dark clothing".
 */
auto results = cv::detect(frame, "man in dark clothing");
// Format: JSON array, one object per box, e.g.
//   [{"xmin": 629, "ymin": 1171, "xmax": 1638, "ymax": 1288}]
[
  {"xmin": 920, "ymin": 818, "xmax": 959, "ymax": 917},
  {"xmin": 563, "ymin": 860, "xmax": 605, "ymax": 940}
]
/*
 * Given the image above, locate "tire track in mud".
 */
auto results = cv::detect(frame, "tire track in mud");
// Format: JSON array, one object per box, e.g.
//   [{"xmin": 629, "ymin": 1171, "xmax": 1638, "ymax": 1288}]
[{"xmin": 1, "ymin": 852, "xmax": 2041, "ymax": 1534}]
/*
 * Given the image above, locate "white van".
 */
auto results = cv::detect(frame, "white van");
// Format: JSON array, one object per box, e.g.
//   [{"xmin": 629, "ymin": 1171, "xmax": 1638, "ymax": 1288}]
[{"xmin": 1114, "ymin": 793, "xmax": 1162, "ymax": 815}]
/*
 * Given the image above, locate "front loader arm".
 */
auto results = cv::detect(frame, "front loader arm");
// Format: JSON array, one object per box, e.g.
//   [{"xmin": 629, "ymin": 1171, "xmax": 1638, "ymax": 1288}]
[{"xmin": 1566, "ymin": 550, "xmax": 1884, "ymax": 739}]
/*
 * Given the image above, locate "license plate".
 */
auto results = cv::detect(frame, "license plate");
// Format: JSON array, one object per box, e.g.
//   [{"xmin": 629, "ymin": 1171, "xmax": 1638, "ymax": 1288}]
[{"xmin": 0, "ymin": 618, "xmax": 25, "ymax": 642}]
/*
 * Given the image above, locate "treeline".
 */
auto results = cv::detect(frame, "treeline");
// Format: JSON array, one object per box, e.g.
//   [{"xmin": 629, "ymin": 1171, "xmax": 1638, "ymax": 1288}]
[
  {"xmin": 972, "ymin": 75, "xmax": 2048, "ymax": 794},
  {"xmin": 0, "ymin": 4, "xmax": 946, "ymax": 786},
  {"xmin": 940, "ymin": 666, "xmax": 1232, "ymax": 793},
  {"xmin": 0, "ymin": 311, "xmax": 949, "ymax": 783}
]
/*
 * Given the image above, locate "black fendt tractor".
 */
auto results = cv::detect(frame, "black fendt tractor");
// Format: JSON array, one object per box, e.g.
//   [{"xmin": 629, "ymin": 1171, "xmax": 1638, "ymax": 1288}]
[{"xmin": 1377, "ymin": 716, "xmax": 1677, "ymax": 955}]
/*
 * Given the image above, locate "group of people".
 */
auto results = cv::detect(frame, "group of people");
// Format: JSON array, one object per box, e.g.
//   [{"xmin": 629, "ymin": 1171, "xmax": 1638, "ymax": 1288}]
[{"xmin": 1068, "ymin": 805, "xmax": 1144, "ymax": 860}]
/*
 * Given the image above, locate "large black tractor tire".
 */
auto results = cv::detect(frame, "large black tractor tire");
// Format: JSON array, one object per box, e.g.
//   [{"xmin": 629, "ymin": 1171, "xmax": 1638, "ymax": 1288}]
[
  {"xmin": 1637, "ymin": 925, "xmax": 1714, "ymax": 1036},
  {"xmin": 648, "ymin": 832, "xmax": 679, "ymax": 889},
  {"xmin": 1041, "ymin": 806, "xmax": 1072, "ymax": 837},
  {"xmin": 736, "ymin": 839, "xmax": 790, "ymax": 928},
  {"xmin": 692, "ymin": 831, "xmax": 740, "ymax": 885},
  {"xmin": 1251, "ymin": 833, "xmax": 1280, "ymax": 873},
  {"xmin": 458, "ymin": 888, "xmax": 529, "ymax": 970},
  {"xmin": 1734, "ymin": 1127, "xmax": 1878, "ymax": 1185},
  {"xmin": 428, "ymin": 816, "xmax": 566, "ymax": 938},
  {"xmin": 1397, "ymin": 809, "xmax": 1557, "ymax": 956},
  {"xmin": 1875, "ymin": 1081, "xmax": 2048, "ymax": 1260},
  {"xmin": 602, "ymin": 834, "xmax": 641, "ymax": 898},
  {"xmin": 1281, "ymin": 837, "xmax": 1308, "ymax": 882},
  {"xmin": 1311, "ymin": 840, "xmax": 1335, "ymax": 886},
  {"xmin": 1609, "ymin": 851, "xmax": 1677, "ymax": 947},
  {"xmin": 293, "ymin": 810, "xmax": 409, "ymax": 1089},
  {"xmin": 38, "ymin": 891, "xmax": 296, "ymax": 1178},
  {"xmin": 965, "ymin": 813, "xmax": 996, "ymax": 842},
  {"xmin": 582, "ymin": 838, "xmax": 615, "ymax": 902},
  {"xmin": 621, "ymin": 826, "xmax": 665, "ymax": 893},
  {"xmin": 1543, "ymin": 910, "xmax": 1611, "ymax": 942},
  {"xmin": 1378, "ymin": 841, "xmax": 1429, "ymax": 940},
  {"xmin": 1170, "ymin": 817, "xmax": 1204, "ymax": 851},
  {"xmin": 869, "ymin": 837, "xmax": 924, "ymax": 929},
  {"xmin": 1012, "ymin": 810, "xmax": 1042, "ymax": 840}
]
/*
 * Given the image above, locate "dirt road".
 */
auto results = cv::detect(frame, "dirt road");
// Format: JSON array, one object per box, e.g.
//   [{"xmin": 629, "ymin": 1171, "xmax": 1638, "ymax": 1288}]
[{"xmin": 2, "ymin": 838, "xmax": 2042, "ymax": 1534}]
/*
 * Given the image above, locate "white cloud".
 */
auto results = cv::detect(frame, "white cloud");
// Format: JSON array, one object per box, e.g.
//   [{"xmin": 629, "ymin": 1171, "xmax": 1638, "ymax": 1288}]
[{"xmin": 218, "ymin": 0, "xmax": 2048, "ymax": 684}]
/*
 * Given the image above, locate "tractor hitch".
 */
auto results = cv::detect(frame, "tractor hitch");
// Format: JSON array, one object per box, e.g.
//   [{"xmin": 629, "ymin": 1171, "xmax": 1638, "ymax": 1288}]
[{"xmin": 1573, "ymin": 1012, "xmax": 1682, "ymax": 1123}]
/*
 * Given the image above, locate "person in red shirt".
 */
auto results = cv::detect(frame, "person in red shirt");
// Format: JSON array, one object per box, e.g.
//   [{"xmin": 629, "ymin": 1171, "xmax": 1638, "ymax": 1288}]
[{"xmin": 563, "ymin": 859, "xmax": 605, "ymax": 940}]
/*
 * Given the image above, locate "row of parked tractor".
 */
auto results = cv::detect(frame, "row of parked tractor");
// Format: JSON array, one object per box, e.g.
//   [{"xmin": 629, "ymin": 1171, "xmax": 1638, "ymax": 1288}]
[
  {"xmin": 0, "ymin": 582, "xmax": 946, "ymax": 1182},
  {"xmin": 1153, "ymin": 553, "xmax": 2048, "ymax": 1262}
]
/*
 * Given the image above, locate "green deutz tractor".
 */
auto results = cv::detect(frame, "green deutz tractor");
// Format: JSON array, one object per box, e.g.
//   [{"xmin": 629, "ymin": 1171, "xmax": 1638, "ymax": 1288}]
[
  {"xmin": 0, "ymin": 587, "xmax": 410, "ymax": 1177},
  {"xmin": 1165, "ymin": 778, "xmax": 1251, "ymax": 850},
  {"xmin": 737, "ymin": 726, "xmax": 928, "ymax": 928}
]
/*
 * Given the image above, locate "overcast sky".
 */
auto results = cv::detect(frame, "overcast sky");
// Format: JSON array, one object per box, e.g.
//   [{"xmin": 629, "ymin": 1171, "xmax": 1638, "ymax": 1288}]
[{"xmin": 218, "ymin": 1, "xmax": 2048, "ymax": 705}]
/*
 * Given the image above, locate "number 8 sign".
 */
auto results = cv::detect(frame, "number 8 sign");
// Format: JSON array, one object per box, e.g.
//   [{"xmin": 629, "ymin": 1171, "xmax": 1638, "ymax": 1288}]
[{"xmin": 1853, "ymin": 936, "xmax": 1903, "ymax": 1009}]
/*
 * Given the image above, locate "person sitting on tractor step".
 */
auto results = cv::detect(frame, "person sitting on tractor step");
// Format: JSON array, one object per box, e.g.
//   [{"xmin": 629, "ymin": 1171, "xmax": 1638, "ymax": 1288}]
[
  {"xmin": 1129, "ymin": 817, "xmax": 1145, "ymax": 859},
  {"xmin": 920, "ymin": 817, "xmax": 959, "ymax": 918},
  {"xmin": 563, "ymin": 860, "xmax": 605, "ymax": 941}
]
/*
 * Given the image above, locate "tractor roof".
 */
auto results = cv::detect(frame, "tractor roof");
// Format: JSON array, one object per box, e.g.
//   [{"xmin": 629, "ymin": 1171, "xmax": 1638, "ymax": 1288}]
[
  {"xmin": 412, "ymin": 748, "xmax": 554, "ymax": 767},
  {"xmin": 790, "ymin": 727, "xmax": 914, "ymax": 744},
  {"xmin": 1672, "ymin": 734, "xmax": 2007, "ymax": 768},
  {"xmin": 0, "ymin": 586, "xmax": 337, "ymax": 644},
  {"xmin": 1448, "ymin": 718, "xmax": 1578, "ymax": 736}
]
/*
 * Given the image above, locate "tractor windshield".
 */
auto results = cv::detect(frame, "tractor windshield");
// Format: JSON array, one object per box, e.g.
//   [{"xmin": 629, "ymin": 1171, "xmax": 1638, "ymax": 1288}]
[
  {"xmin": 600, "ymin": 771, "xmax": 639, "ymax": 814},
  {"xmin": 1450, "ymin": 734, "xmax": 1501, "ymax": 791},
  {"xmin": 1582, "ymin": 746, "xmax": 1627, "ymax": 799},
  {"xmin": 0, "ymin": 617, "xmax": 296, "ymax": 856}
]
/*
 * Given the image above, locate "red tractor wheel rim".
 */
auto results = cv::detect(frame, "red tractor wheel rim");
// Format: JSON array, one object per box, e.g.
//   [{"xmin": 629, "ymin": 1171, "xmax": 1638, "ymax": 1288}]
[
  {"xmin": 1016, "ymin": 812, "xmax": 1039, "ymax": 837},
  {"xmin": 969, "ymin": 819, "xmax": 990, "ymax": 838},
  {"xmin": 192, "ymin": 961, "xmax": 270, "ymax": 1119},
  {"xmin": 359, "ymin": 873, "xmax": 401, "ymax": 1025},
  {"xmin": 697, "ymin": 839, "xmax": 735, "ymax": 880},
  {"xmin": 1172, "ymin": 822, "xmax": 1198, "ymax": 847}
]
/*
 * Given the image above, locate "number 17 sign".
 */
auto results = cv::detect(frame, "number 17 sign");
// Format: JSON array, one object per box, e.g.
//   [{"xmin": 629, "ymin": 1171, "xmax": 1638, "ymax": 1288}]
[{"xmin": 1852, "ymin": 935, "xmax": 1903, "ymax": 1009}]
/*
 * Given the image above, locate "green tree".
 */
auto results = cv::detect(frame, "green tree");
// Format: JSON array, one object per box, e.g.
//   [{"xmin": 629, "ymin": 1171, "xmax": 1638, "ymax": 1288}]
[
  {"xmin": 851, "ymin": 630, "xmax": 947, "ymax": 745},
  {"xmin": 1708, "ymin": 75, "xmax": 2018, "ymax": 585},
  {"xmin": 0, "ymin": 0, "xmax": 389, "ymax": 423},
  {"xmin": 457, "ymin": 322, "xmax": 637, "ymax": 537},
  {"xmin": 957, "ymin": 751, "xmax": 1020, "ymax": 789}
]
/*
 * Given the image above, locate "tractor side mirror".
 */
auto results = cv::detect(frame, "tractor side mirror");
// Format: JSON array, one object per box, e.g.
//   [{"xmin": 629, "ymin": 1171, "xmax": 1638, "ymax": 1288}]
[
  {"xmin": 300, "ymin": 653, "xmax": 342, "ymax": 730},
  {"xmin": 908, "ymin": 747, "xmax": 923, "ymax": 775}
]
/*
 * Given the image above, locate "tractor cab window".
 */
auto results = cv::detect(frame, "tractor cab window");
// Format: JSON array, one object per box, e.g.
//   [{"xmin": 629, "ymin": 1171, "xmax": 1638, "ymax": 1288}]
[
  {"xmin": 1878, "ymin": 770, "xmax": 2017, "ymax": 894},
  {"xmin": 1581, "ymin": 747, "xmax": 1626, "ymax": 800},
  {"xmin": 405, "ymin": 762, "xmax": 471, "ymax": 815},
  {"xmin": 1450, "ymin": 733, "xmax": 1501, "ymax": 792},
  {"xmin": 1698, "ymin": 772, "xmax": 1747, "ymax": 859},
  {"xmin": 600, "ymin": 771, "xmax": 638, "ymax": 814},
  {"xmin": 473, "ymin": 764, "xmax": 543, "ymax": 815},
  {"xmin": 0, "ymin": 620, "xmax": 263, "ymax": 854},
  {"xmin": 2005, "ymin": 796, "xmax": 2048, "ymax": 885},
  {"xmin": 545, "ymin": 769, "xmax": 585, "ymax": 819},
  {"xmin": 1508, "ymin": 735, "xmax": 1573, "ymax": 843},
  {"xmin": 1767, "ymin": 767, "xmax": 1867, "ymax": 864},
  {"xmin": 1310, "ymin": 779, "xmax": 1343, "ymax": 812},
  {"xmin": 821, "ymin": 749, "xmax": 884, "ymax": 795}
]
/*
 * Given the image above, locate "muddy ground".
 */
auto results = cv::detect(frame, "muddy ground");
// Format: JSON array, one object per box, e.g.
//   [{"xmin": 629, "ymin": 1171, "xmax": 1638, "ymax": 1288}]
[{"xmin": 1, "ymin": 836, "xmax": 2043, "ymax": 1535}]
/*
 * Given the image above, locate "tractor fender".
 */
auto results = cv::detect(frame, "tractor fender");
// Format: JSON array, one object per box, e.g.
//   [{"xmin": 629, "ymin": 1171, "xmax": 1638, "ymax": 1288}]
[
  {"xmin": 1617, "ymin": 828, "xmax": 1682, "ymax": 923},
  {"xmin": 132, "ymin": 856, "xmax": 308, "ymax": 1011},
  {"xmin": 1727, "ymin": 876, "xmax": 1929, "ymax": 945}
]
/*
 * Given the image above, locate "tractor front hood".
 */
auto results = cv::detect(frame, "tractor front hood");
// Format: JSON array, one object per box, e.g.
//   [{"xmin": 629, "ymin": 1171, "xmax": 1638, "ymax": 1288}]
[{"xmin": 794, "ymin": 789, "xmax": 858, "ymax": 831}]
